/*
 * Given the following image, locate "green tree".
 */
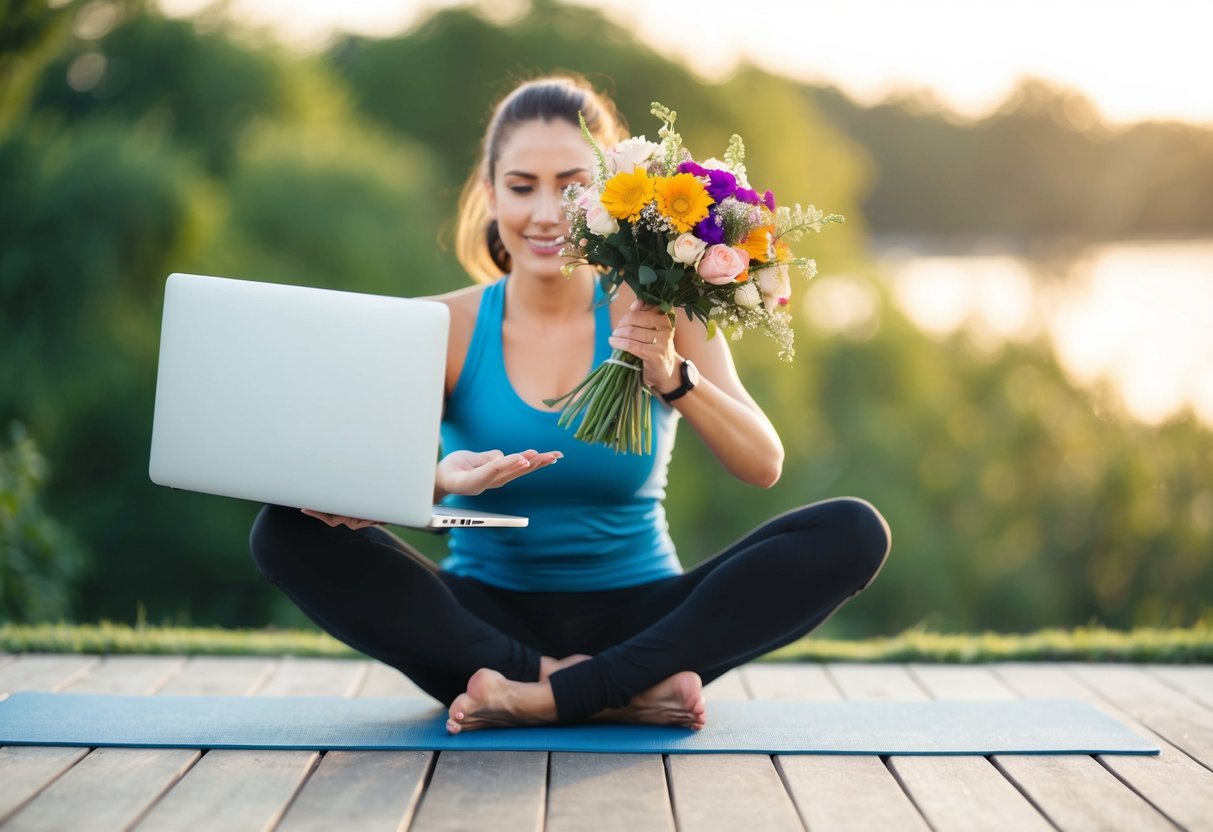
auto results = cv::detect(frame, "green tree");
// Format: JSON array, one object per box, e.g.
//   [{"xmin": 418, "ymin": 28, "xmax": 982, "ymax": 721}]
[{"xmin": 0, "ymin": 421, "xmax": 86, "ymax": 622}]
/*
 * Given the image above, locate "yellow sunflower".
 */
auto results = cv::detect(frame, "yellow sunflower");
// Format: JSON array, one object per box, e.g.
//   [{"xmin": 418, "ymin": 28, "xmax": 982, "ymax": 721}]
[
  {"xmin": 653, "ymin": 173, "xmax": 713, "ymax": 233},
  {"xmin": 601, "ymin": 167, "xmax": 655, "ymax": 222}
]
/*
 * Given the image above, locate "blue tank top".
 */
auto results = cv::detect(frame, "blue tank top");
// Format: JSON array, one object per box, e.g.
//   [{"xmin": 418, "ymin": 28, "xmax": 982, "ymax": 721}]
[{"xmin": 439, "ymin": 275, "xmax": 683, "ymax": 592}]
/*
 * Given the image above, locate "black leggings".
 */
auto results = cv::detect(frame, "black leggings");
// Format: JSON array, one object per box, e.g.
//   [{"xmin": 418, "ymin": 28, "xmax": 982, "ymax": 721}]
[{"xmin": 248, "ymin": 498, "xmax": 891, "ymax": 723}]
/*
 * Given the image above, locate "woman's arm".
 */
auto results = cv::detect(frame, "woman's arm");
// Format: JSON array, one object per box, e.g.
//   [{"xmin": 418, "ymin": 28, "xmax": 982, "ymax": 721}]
[{"xmin": 611, "ymin": 299, "xmax": 784, "ymax": 488}]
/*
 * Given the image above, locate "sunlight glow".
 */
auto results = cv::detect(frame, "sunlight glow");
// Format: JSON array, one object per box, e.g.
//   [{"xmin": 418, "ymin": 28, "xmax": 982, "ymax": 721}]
[
  {"xmin": 882, "ymin": 241, "xmax": 1213, "ymax": 427},
  {"xmin": 156, "ymin": 0, "xmax": 1213, "ymax": 127}
]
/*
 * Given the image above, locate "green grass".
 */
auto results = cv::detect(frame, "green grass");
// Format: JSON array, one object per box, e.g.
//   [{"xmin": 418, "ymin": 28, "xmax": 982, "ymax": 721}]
[{"xmin": 2, "ymin": 620, "xmax": 1210, "ymax": 662}]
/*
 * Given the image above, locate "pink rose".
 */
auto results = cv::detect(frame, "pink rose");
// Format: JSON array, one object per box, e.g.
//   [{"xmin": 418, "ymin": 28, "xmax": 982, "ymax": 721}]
[{"xmin": 697, "ymin": 244, "xmax": 750, "ymax": 285}]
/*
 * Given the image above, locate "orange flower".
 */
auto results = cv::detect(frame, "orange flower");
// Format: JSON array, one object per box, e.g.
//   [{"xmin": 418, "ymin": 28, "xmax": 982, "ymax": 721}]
[{"xmin": 739, "ymin": 224, "xmax": 775, "ymax": 263}]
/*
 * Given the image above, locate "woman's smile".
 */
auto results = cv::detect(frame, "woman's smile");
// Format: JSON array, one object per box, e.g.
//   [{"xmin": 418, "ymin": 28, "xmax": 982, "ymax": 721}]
[{"xmin": 524, "ymin": 235, "xmax": 563, "ymax": 256}]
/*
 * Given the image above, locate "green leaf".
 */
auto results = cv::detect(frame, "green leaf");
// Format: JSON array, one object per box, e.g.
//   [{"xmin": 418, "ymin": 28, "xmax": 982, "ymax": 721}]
[{"xmin": 638, "ymin": 264, "xmax": 658, "ymax": 286}]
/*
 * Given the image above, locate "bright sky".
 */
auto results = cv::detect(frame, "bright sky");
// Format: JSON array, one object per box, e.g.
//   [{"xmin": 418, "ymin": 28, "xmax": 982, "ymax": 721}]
[{"xmin": 157, "ymin": 0, "xmax": 1213, "ymax": 127}]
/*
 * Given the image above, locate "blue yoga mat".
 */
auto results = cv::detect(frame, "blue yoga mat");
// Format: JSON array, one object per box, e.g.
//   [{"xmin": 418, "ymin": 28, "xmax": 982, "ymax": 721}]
[{"xmin": 0, "ymin": 692, "xmax": 1157, "ymax": 755}]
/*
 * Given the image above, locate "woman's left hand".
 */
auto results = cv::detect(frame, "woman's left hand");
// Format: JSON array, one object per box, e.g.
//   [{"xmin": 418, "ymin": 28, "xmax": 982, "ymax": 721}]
[{"xmin": 608, "ymin": 299, "xmax": 680, "ymax": 394}]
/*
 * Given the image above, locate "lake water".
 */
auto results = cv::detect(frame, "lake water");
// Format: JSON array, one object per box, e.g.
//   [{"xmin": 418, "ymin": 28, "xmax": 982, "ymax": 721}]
[{"xmin": 804, "ymin": 238, "xmax": 1213, "ymax": 428}]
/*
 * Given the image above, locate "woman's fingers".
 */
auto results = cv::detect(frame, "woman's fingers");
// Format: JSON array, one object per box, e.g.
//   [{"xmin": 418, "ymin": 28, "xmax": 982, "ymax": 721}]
[
  {"xmin": 300, "ymin": 509, "xmax": 382, "ymax": 529},
  {"xmin": 484, "ymin": 450, "xmax": 563, "ymax": 487}
]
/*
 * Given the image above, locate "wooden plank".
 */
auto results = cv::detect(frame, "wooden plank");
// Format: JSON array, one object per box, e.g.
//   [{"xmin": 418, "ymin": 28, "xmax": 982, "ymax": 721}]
[
  {"xmin": 546, "ymin": 753, "xmax": 674, "ymax": 832},
  {"xmin": 891, "ymin": 754, "xmax": 1054, "ymax": 832},
  {"xmin": 905, "ymin": 664, "xmax": 1018, "ymax": 699},
  {"xmin": 666, "ymin": 754, "xmax": 803, "ymax": 832},
  {"xmin": 354, "ymin": 660, "xmax": 429, "ymax": 699},
  {"xmin": 0, "ymin": 655, "xmax": 101, "ymax": 695},
  {"xmin": 275, "ymin": 660, "xmax": 434, "ymax": 832},
  {"xmin": 1066, "ymin": 664, "xmax": 1209, "ymax": 722},
  {"xmin": 1067, "ymin": 663, "xmax": 1213, "ymax": 770},
  {"xmin": 0, "ymin": 655, "xmax": 100, "ymax": 823},
  {"xmin": 1140, "ymin": 711, "xmax": 1213, "ymax": 775},
  {"xmin": 2, "ymin": 656, "xmax": 195, "ymax": 832},
  {"xmin": 133, "ymin": 657, "xmax": 368, "ymax": 832},
  {"xmin": 134, "ymin": 748, "xmax": 318, "ymax": 832},
  {"xmin": 827, "ymin": 663, "xmax": 928, "ymax": 700},
  {"xmin": 256, "ymin": 657, "xmax": 367, "ymax": 698},
  {"xmin": 1145, "ymin": 665, "xmax": 1213, "ymax": 711},
  {"xmin": 997, "ymin": 662, "xmax": 1213, "ymax": 832},
  {"xmin": 741, "ymin": 662, "xmax": 843, "ymax": 701},
  {"xmin": 2, "ymin": 747, "xmax": 200, "ymax": 832},
  {"xmin": 701, "ymin": 667, "xmax": 750, "ymax": 700},
  {"xmin": 914, "ymin": 663, "xmax": 1178, "ymax": 832},
  {"xmin": 0, "ymin": 748, "xmax": 90, "ymax": 826},
  {"xmin": 777, "ymin": 756, "xmax": 931, "ymax": 832},
  {"xmin": 410, "ymin": 750, "xmax": 547, "ymax": 832},
  {"xmin": 275, "ymin": 751, "xmax": 431, "ymax": 832},
  {"xmin": 59, "ymin": 655, "xmax": 187, "ymax": 695},
  {"xmin": 993, "ymin": 754, "xmax": 1179, "ymax": 832},
  {"xmin": 155, "ymin": 656, "xmax": 276, "ymax": 697},
  {"xmin": 746, "ymin": 663, "xmax": 928, "ymax": 831},
  {"xmin": 831, "ymin": 663, "xmax": 1052, "ymax": 832}
]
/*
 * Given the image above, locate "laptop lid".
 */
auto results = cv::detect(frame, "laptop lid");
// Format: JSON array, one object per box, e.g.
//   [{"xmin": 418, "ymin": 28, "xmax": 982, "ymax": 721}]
[{"xmin": 149, "ymin": 272, "xmax": 451, "ymax": 527}]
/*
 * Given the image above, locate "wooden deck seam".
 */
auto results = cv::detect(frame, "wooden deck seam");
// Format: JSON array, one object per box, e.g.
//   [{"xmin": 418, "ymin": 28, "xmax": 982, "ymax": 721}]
[
  {"xmin": 121, "ymin": 748, "xmax": 207, "ymax": 832},
  {"xmin": 269, "ymin": 749, "xmax": 326, "ymax": 832},
  {"xmin": 1088, "ymin": 751, "xmax": 1193, "ymax": 831},
  {"xmin": 879, "ymin": 753, "xmax": 937, "ymax": 830},
  {"xmin": 1143, "ymin": 665, "xmax": 1213, "ymax": 715},
  {"xmin": 661, "ymin": 754, "xmax": 679, "ymax": 832},
  {"xmin": 986, "ymin": 755, "xmax": 1064, "ymax": 832},
  {"xmin": 0, "ymin": 748, "xmax": 90, "ymax": 825}
]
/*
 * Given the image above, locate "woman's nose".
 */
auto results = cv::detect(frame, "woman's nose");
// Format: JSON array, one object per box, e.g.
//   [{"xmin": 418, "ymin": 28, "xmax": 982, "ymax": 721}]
[{"xmin": 534, "ymin": 189, "xmax": 562, "ymax": 224}]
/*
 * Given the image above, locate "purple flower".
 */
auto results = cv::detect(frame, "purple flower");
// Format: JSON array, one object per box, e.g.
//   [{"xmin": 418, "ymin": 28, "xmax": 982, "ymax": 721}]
[
  {"xmin": 679, "ymin": 161, "xmax": 737, "ymax": 203},
  {"xmin": 703, "ymin": 169, "xmax": 737, "ymax": 202},
  {"xmin": 694, "ymin": 210, "xmax": 725, "ymax": 245},
  {"xmin": 762, "ymin": 189, "xmax": 776, "ymax": 211},
  {"xmin": 733, "ymin": 186, "xmax": 761, "ymax": 206}
]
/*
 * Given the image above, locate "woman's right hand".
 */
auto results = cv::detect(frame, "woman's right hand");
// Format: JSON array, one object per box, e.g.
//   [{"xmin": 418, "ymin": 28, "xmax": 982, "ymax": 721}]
[
  {"xmin": 437, "ymin": 449, "xmax": 563, "ymax": 498},
  {"xmin": 300, "ymin": 510, "xmax": 385, "ymax": 530}
]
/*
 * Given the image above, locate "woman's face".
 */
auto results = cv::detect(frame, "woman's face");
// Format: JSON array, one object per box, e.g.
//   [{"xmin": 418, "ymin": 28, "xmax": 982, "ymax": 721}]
[{"xmin": 488, "ymin": 118, "xmax": 595, "ymax": 282}]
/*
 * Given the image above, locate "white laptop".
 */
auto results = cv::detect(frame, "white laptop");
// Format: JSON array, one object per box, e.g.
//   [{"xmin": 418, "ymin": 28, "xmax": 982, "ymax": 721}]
[{"xmin": 149, "ymin": 272, "xmax": 527, "ymax": 529}]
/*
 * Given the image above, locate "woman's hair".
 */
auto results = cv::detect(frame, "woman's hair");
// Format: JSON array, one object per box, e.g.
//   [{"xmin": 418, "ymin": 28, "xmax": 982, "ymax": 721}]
[{"xmin": 454, "ymin": 74, "xmax": 629, "ymax": 284}]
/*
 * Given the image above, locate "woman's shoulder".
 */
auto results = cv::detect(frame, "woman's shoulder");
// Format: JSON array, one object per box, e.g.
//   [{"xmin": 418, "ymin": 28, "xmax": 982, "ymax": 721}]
[
  {"xmin": 421, "ymin": 283, "xmax": 491, "ymax": 394},
  {"xmin": 424, "ymin": 282, "xmax": 491, "ymax": 332}
]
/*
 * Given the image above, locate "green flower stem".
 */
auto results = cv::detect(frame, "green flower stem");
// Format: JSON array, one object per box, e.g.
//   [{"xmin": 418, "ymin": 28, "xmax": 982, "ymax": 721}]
[{"xmin": 548, "ymin": 348, "xmax": 651, "ymax": 454}]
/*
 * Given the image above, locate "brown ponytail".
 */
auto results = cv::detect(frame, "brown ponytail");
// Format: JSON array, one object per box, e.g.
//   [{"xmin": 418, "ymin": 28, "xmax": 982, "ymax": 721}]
[{"xmin": 454, "ymin": 74, "xmax": 628, "ymax": 284}]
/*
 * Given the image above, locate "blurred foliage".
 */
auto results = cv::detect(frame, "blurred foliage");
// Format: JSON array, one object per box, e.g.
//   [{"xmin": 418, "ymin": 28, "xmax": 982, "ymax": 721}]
[
  {"xmin": 809, "ymin": 77, "xmax": 1213, "ymax": 239},
  {"xmin": 3, "ymin": 618, "xmax": 1209, "ymax": 663},
  {"xmin": 0, "ymin": 0, "xmax": 1210, "ymax": 640},
  {"xmin": 0, "ymin": 422, "xmax": 86, "ymax": 622}
]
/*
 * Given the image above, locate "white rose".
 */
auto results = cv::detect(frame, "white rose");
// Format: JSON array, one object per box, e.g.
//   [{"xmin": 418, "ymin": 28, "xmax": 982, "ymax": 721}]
[
  {"xmin": 666, "ymin": 232, "xmax": 707, "ymax": 265},
  {"xmin": 606, "ymin": 137, "xmax": 659, "ymax": 175},
  {"xmin": 734, "ymin": 282, "xmax": 762, "ymax": 309},
  {"xmin": 756, "ymin": 264, "xmax": 792, "ymax": 312},
  {"xmin": 585, "ymin": 203, "xmax": 619, "ymax": 236}
]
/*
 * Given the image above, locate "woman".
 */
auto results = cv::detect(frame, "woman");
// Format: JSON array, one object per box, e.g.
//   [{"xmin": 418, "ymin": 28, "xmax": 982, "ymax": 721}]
[{"xmin": 249, "ymin": 75, "xmax": 890, "ymax": 735}]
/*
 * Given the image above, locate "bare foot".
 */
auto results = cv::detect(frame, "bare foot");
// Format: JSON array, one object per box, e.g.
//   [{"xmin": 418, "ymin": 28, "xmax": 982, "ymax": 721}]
[
  {"xmin": 590, "ymin": 671, "xmax": 707, "ymax": 730},
  {"xmin": 446, "ymin": 668, "xmax": 558, "ymax": 734},
  {"xmin": 538, "ymin": 653, "xmax": 593, "ymax": 682}
]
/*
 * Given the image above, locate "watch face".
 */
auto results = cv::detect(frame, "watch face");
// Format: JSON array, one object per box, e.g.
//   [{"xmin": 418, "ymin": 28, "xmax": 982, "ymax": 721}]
[{"xmin": 684, "ymin": 359, "xmax": 700, "ymax": 387}]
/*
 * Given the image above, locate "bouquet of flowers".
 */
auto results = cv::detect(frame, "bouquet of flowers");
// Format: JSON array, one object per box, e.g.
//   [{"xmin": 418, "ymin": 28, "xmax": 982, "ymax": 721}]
[{"xmin": 543, "ymin": 102, "xmax": 843, "ymax": 454}]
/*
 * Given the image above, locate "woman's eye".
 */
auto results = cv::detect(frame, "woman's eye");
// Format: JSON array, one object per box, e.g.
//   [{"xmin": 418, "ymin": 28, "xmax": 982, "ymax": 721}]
[{"xmin": 509, "ymin": 185, "xmax": 533, "ymax": 194}]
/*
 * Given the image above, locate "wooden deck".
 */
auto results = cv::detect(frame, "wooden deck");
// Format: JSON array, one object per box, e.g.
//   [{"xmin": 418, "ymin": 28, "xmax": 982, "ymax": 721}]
[{"xmin": 0, "ymin": 655, "xmax": 1210, "ymax": 831}]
